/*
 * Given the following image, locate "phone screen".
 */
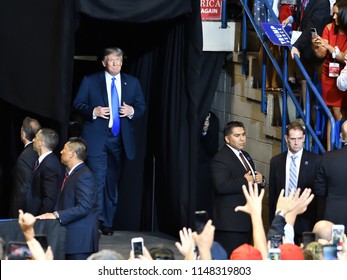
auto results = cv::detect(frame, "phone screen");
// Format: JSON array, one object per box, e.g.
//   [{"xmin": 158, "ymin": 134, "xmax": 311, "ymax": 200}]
[
  {"xmin": 7, "ymin": 242, "xmax": 32, "ymax": 260},
  {"xmin": 332, "ymin": 226, "xmax": 344, "ymax": 246},
  {"xmin": 194, "ymin": 210, "xmax": 209, "ymax": 234},
  {"xmin": 268, "ymin": 248, "xmax": 281, "ymax": 260},
  {"xmin": 322, "ymin": 245, "xmax": 337, "ymax": 260},
  {"xmin": 132, "ymin": 240, "xmax": 144, "ymax": 257}
]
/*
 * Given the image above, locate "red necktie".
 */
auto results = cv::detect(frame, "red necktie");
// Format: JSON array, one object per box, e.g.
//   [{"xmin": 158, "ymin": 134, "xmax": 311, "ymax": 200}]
[
  {"xmin": 300, "ymin": 0, "xmax": 307, "ymax": 22},
  {"xmin": 61, "ymin": 174, "xmax": 69, "ymax": 191}
]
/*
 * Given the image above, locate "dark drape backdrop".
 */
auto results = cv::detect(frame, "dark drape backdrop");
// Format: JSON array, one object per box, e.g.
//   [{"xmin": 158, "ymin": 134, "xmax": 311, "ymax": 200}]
[{"xmin": 0, "ymin": 0, "xmax": 225, "ymax": 238}]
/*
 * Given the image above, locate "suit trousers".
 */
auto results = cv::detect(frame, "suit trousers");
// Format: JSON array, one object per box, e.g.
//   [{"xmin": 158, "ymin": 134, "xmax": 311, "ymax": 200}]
[{"xmin": 86, "ymin": 132, "xmax": 124, "ymax": 228}]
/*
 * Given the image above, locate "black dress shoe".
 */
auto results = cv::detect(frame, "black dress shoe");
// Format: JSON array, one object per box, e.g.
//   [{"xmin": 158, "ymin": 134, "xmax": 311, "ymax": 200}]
[{"xmin": 100, "ymin": 226, "xmax": 114, "ymax": 236}]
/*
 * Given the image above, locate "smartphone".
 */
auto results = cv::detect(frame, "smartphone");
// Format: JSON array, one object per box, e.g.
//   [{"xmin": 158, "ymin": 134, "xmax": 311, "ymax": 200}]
[
  {"xmin": 269, "ymin": 235, "xmax": 282, "ymax": 249},
  {"xmin": 131, "ymin": 237, "xmax": 144, "ymax": 258},
  {"xmin": 331, "ymin": 224, "xmax": 345, "ymax": 247},
  {"xmin": 35, "ymin": 234, "xmax": 48, "ymax": 251},
  {"xmin": 302, "ymin": 232, "xmax": 316, "ymax": 248},
  {"xmin": 194, "ymin": 210, "xmax": 209, "ymax": 234},
  {"xmin": 7, "ymin": 241, "xmax": 32, "ymax": 260},
  {"xmin": 322, "ymin": 245, "xmax": 337, "ymax": 260},
  {"xmin": 310, "ymin": 28, "xmax": 317, "ymax": 37},
  {"xmin": 268, "ymin": 248, "xmax": 281, "ymax": 260}
]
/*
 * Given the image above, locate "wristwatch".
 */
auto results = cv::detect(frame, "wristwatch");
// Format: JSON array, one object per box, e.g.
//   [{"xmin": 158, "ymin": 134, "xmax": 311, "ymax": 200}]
[
  {"xmin": 275, "ymin": 210, "xmax": 285, "ymax": 218},
  {"xmin": 53, "ymin": 211, "xmax": 60, "ymax": 220}
]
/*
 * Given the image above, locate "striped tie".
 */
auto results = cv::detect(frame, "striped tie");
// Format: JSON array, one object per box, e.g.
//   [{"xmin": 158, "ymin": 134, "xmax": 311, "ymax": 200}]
[{"xmin": 288, "ymin": 155, "xmax": 298, "ymax": 195}]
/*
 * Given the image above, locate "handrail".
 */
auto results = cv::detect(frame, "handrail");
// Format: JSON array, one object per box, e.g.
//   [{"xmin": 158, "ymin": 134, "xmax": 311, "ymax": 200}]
[{"xmin": 239, "ymin": 0, "xmax": 336, "ymax": 153}]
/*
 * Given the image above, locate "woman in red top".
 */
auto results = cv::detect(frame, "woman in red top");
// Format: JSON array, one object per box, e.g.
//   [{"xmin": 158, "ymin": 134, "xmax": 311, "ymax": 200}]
[{"xmin": 312, "ymin": 0, "xmax": 347, "ymax": 151}]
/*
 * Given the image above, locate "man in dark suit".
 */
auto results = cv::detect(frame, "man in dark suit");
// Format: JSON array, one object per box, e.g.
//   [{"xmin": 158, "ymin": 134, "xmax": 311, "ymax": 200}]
[
  {"xmin": 27, "ymin": 128, "xmax": 64, "ymax": 216},
  {"xmin": 269, "ymin": 121, "xmax": 322, "ymax": 244},
  {"xmin": 314, "ymin": 120, "xmax": 347, "ymax": 234},
  {"xmin": 9, "ymin": 117, "xmax": 41, "ymax": 217},
  {"xmin": 37, "ymin": 137, "xmax": 99, "ymax": 260},
  {"xmin": 73, "ymin": 47, "xmax": 146, "ymax": 235},
  {"xmin": 211, "ymin": 121, "xmax": 266, "ymax": 256}
]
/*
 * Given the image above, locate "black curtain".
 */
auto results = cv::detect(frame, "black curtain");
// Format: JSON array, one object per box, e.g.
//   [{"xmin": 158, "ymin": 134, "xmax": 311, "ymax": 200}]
[{"xmin": 0, "ymin": 0, "xmax": 226, "ymax": 238}]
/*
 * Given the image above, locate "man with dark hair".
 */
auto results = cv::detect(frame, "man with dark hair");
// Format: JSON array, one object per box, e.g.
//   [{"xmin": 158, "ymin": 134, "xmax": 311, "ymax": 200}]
[
  {"xmin": 27, "ymin": 128, "xmax": 64, "ymax": 215},
  {"xmin": 9, "ymin": 117, "xmax": 41, "ymax": 217},
  {"xmin": 37, "ymin": 137, "xmax": 99, "ymax": 260},
  {"xmin": 210, "ymin": 121, "xmax": 266, "ymax": 256},
  {"xmin": 269, "ymin": 121, "xmax": 322, "ymax": 244},
  {"xmin": 73, "ymin": 47, "xmax": 146, "ymax": 235}
]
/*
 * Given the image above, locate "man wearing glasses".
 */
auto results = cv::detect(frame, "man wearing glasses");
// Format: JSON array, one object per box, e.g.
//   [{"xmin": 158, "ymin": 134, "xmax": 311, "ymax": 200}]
[{"xmin": 269, "ymin": 121, "xmax": 322, "ymax": 244}]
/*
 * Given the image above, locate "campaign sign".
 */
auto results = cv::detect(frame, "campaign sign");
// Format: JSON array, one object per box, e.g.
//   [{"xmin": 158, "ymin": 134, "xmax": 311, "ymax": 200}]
[
  {"xmin": 260, "ymin": 23, "xmax": 291, "ymax": 47},
  {"xmin": 201, "ymin": 0, "xmax": 222, "ymax": 20}
]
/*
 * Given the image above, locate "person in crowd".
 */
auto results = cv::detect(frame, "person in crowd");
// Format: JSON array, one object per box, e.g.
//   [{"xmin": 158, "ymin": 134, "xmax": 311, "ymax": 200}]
[
  {"xmin": 36, "ymin": 137, "xmax": 99, "ymax": 260},
  {"xmin": 282, "ymin": 0, "xmax": 331, "ymax": 116},
  {"xmin": 314, "ymin": 120, "xmax": 347, "ymax": 234},
  {"xmin": 197, "ymin": 111, "xmax": 219, "ymax": 216},
  {"xmin": 26, "ymin": 128, "xmax": 64, "ymax": 216},
  {"xmin": 283, "ymin": 0, "xmax": 331, "ymax": 73},
  {"xmin": 175, "ymin": 219, "xmax": 215, "ymax": 260},
  {"xmin": 336, "ymin": 53, "xmax": 347, "ymax": 90},
  {"xmin": 9, "ymin": 117, "xmax": 41, "ymax": 217},
  {"xmin": 210, "ymin": 121, "xmax": 266, "ymax": 256},
  {"xmin": 312, "ymin": 219, "xmax": 334, "ymax": 243},
  {"xmin": 311, "ymin": 0, "xmax": 347, "ymax": 150},
  {"xmin": 87, "ymin": 249, "xmax": 124, "ymax": 260},
  {"xmin": 267, "ymin": 187, "xmax": 314, "ymax": 244},
  {"xmin": 17, "ymin": 209, "xmax": 53, "ymax": 260},
  {"xmin": 235, "ymin": 180, "xmax": 314, "ymax": 259},
  {"xmin": 73, "ymin": 47, "xmax": 146, "ymax": 236},
  {"xmin": 269, "ymin": 121, "xmax": 322, "ymax": 244}
]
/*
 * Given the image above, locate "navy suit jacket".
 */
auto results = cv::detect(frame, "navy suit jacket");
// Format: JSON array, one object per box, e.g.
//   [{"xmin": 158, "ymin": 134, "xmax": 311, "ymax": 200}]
[
  {"xmin": 211, "ymin": 145, "xmax": 264, "ymax": 232},
  {"xmin": 55, "ymin": 163, "xmax": 99, "ymax": 255},
  {"xmin": 314, "ymin": 146, "xmax": 347, "ymax": 233},
  {"xmin": 73, "ymin": 71, "xmax": 146, "ymax": 159},
  {"xmin": 269, "ymin": 149, "xmax": 322, "ymax": 234},
  {"xmin": 27, "ymin": 152, "xmax": 64, "ymax": 216},
  {"xmin": 9, "ymin": 142, "xmax": 38, "ymax": 217},
  {"xmin": 293, "ymin": 0, "xmax": 331, "ymax": 62}
]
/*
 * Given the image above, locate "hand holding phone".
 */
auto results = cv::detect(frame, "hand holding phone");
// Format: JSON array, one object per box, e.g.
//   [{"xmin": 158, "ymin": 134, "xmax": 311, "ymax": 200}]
[
  {"xmin": 194, "ymin": 210, "xmax": 209, "ymax": 234},
  {"xmin": 310, "ymin": 28, "xmax": 317, "ymax": 37},
  {"xmin": 7, "ymin": 241, "xmax": 32, "ymax": 260},
  {"xmin": 332, "ymin": 224, "xmax": 345, "ymax": 248},
  {"xmin": 131, "ymin": 237, "xmax": 144, "ymax": 258}
]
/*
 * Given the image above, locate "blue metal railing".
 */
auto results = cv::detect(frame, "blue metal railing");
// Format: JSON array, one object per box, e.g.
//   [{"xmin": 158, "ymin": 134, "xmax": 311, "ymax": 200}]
[{"xmin": 238, "ymin": 0, "xmax": 336, "ymax": 153}]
